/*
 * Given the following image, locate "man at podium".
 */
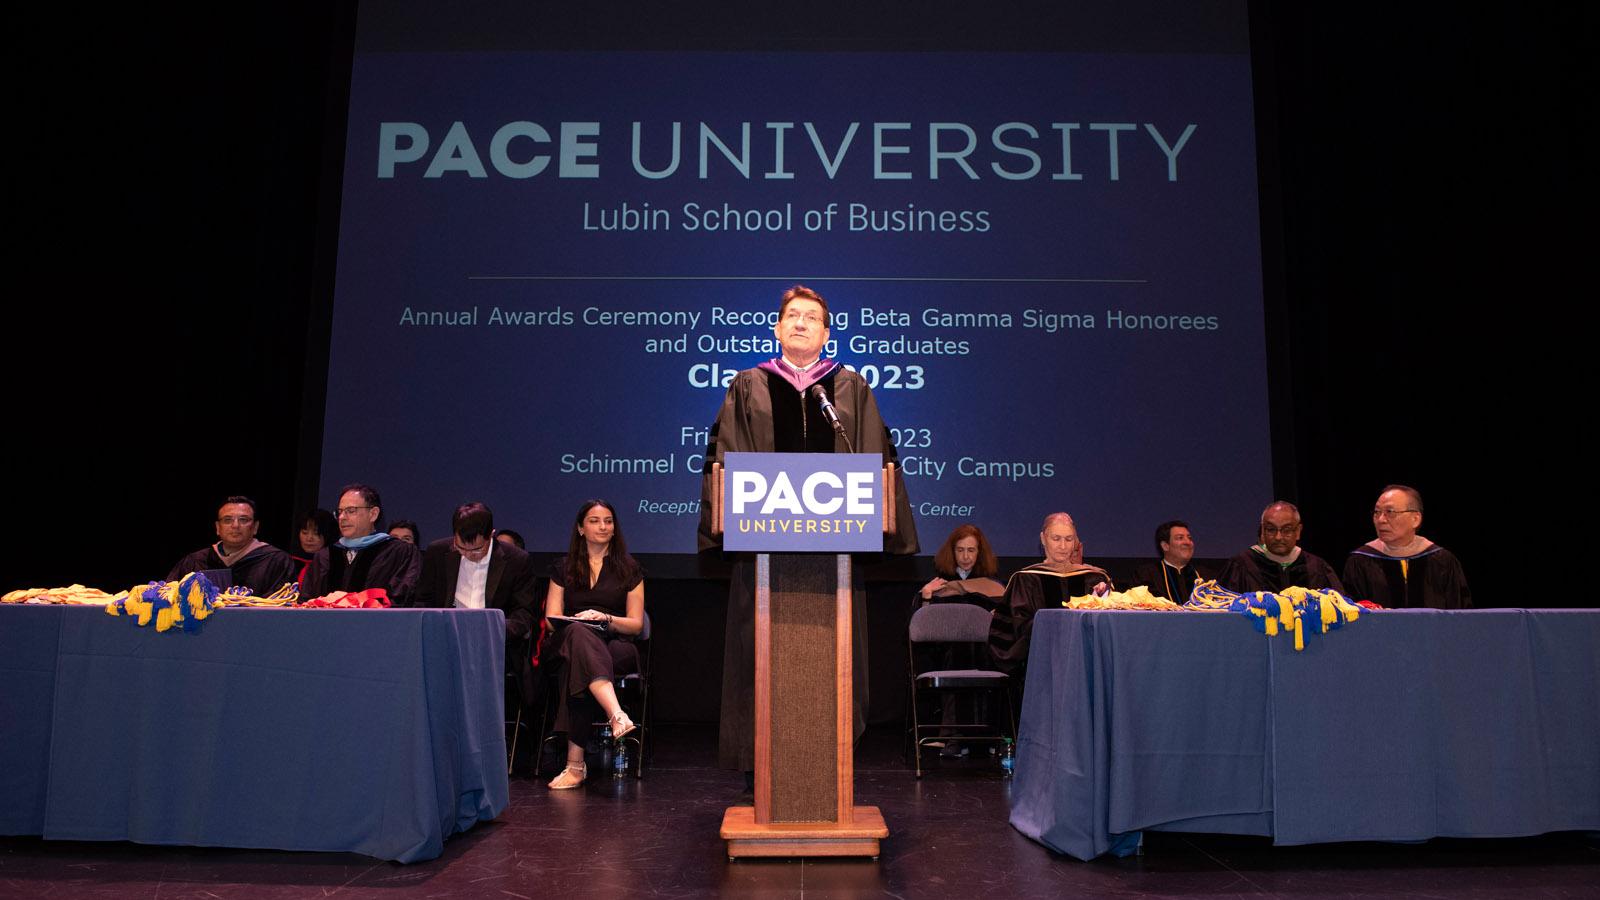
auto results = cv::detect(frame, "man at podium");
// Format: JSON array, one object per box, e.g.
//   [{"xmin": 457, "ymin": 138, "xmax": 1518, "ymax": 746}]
[{"xmin": 700, "ymin": 285, "xmax": 919, "ymax": 776}]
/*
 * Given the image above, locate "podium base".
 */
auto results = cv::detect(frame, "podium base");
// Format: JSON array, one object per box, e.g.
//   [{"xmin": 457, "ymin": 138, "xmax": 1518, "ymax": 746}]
[{"xmin": 720, "ymin": 805, "xmax": 888, "ymax": 858}]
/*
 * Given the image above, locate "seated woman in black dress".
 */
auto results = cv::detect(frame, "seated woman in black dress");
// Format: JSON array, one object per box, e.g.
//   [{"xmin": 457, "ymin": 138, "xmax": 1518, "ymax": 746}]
[{"xmin": 543, "ymin": 499, "xmax": 646, "ymax": 790}]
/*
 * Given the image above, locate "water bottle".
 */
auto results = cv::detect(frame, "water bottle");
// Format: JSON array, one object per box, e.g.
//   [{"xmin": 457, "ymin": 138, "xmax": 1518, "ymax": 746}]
[
  {"xmin": 1000, "ymin": 738, "xmax": 1015, "ymax": 778},
  {"xmin": 612, "ymin": 739, "xmax": 629, "ymax": 778},
  {"xmin": 598, "ymin": 723, "xmax": 613, "ymax": 765}
]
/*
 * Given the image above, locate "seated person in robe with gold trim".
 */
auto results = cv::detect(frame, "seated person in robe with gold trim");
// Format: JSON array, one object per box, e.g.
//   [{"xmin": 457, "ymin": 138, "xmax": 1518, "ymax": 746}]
[
  {"xmin": 1130, "ymin": 519, "xmax": 1205, "ymax": 602},
  {"xmin": 988, "ymin": 512, "xmax": 1110, "ymax": 681}
]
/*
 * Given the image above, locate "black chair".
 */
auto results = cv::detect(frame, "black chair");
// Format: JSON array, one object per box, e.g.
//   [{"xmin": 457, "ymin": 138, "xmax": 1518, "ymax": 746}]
[
  {"xmin": 504, "ymin": 634, "xmax": 538, "ymax": 775},
  {"xmin": 907, "ymin": 602, "xmax": 1015, "ymax": 777}
]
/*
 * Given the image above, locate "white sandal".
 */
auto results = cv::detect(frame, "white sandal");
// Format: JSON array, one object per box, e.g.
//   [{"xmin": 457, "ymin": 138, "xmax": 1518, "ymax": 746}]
[
  {"xmin": 548, "ymin": 762, "xmax": 586, "ymax": 790},
  {"xmin": 609, "ymin": 711, "xmax": 637, "ymax": 741}
]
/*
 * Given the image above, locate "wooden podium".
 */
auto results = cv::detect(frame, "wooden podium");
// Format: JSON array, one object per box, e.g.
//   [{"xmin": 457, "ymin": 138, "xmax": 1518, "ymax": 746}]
[{"xmin": 712, "ymin": 461, "xmax": 896, "ymax": 858}]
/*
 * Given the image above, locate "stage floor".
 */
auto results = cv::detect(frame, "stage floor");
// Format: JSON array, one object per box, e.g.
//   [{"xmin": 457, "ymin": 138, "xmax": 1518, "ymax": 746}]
[{"xmin": 2, "ymin": 725, "xmax": 1595, "ymax": 898}]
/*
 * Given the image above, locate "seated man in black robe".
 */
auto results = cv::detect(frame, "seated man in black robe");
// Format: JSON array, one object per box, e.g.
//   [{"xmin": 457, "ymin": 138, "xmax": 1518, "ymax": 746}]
[
  {"xmin": 1130, "ymin": 519, "xmax": 1204, "ymax": 602},
  {"xmin": 1216, "ymin": 500, "xmax": 1342, "ymax": 593},
  {"xmin": 989, "ymin": 512, "xmax": 1110, "ymax": 681},
  {"xmin": 167, "ymin": 495, "xmax": 297, "ymax": 596},
  {"xmin": 1342, "ymin": 484, "xmax": 1470, "ymax": 609},
  {"xmin": 302, "ymin": 483, "xmax": 422, "ymax": 606}
]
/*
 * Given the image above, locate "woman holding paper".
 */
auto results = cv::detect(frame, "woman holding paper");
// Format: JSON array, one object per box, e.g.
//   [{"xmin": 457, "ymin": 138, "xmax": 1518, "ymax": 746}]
[
  {"xmin": 917, "ymin": 523, "xmax": 1005, "ymax": 604},
  {"xmin": 543, "ymin": 499, "xmax": 646, "ymax": 789}
]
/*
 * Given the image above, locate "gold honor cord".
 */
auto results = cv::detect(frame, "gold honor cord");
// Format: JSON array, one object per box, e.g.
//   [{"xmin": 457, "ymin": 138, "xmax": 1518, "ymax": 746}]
[{"xmin": 1180, "ymin": 580, "xmax": 1363, "ymax": 651}]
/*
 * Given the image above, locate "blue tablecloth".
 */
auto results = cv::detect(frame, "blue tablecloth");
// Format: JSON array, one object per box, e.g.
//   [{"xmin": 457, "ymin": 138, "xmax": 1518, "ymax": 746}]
[
  {"xmin": 1009, "ymin": 608, "xmax": 1600, "ymax": 860},
  {"xmin": 0, "ymin": 605, "xmax": 509, "ymax": 862}
]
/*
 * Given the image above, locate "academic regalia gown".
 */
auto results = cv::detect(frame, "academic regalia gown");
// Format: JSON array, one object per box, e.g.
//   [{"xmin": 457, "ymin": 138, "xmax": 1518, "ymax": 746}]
[
  {"xmin": 1216, "ymin": 547, "xmax": 1343, "ymax": 594},
  {"xmin": 1130, "ymin": 560, "xmax": 1202, "ymax": 603},
  {"xmin": 988, "ymin": 564, "xmax": 1111, "ymax": 682},
  {"xmin": 700, "ymin": 363, "xmax": 919, "ymax": 770},
  {"xmin": 302, "ymin": 537, "xmax": 423, "ymax": 607},
  {"xmin": 166, "ymin": 543, "xmax": 298, "ymax": 596},
  {"xmin": 1341, "ymin": 544, "xmax": 1471, "ymax": 609}
]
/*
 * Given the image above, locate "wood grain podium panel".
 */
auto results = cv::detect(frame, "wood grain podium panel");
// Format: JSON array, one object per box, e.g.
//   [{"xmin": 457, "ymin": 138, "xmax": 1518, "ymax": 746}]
[{"xmin": 763, "ymin": 553, "xmax": 839, "ymax": 822}]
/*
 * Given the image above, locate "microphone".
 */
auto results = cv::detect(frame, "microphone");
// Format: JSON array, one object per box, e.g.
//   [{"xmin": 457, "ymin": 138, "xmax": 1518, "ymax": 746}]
[{"xmin": 811, "ymin": 386, "xmax": 855, "ymax": 452}]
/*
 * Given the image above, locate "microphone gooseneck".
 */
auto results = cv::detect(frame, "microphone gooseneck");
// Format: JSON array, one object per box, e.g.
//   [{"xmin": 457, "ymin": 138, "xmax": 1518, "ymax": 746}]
[{"xmin": 811, "ymin": 385, "xmax": 855, "ymax": 453}]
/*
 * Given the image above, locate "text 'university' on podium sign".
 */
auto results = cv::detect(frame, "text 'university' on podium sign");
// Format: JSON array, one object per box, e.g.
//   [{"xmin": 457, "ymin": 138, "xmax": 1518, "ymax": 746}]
[{"xmin": 721, "ymin": 452, "xmax": 885, "ymax": 553}]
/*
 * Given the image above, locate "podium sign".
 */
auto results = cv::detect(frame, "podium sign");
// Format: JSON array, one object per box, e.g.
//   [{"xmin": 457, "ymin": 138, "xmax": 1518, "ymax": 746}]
[{"xmin": 722, "ymin": 452, "xmax": 883, "ymax": 552}]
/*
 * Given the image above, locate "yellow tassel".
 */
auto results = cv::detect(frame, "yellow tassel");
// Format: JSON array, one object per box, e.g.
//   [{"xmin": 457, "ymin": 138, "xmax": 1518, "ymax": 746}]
[
  {"xmin": 183, "ymin": 580, "xmax": 213, "ymax": 621},
  {"xmin": 125, "ymin": 587, "xmax": 154, "ymax": 626}
]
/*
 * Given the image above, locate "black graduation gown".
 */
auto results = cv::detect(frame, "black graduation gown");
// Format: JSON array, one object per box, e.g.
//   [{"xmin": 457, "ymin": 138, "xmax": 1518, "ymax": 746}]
[
  {"xmin": 1130, "ymin": 560, "xmax": 1201, "ymax": 602},
  {"xmin": 698, "ymin": 365, "xmax": 918, "ymax": 554},
  {"xmin": 701, "ymin": 364, "xmax": 919, "ymax": 770},
  {"xmin": 166, "ymin": 543, "xmax": 298, "ymax": 596},
  {"xmin": 1341, "ymin": 544, "xmax": 1472, "ymax": 609},
  {"xmin": 1215, "ymin": 547, "xmax": 1343, "ymax": 594},
  {"xmin": 988, "ymin": 564, "xmax": 1111, "ymax": 682},
  {"xmin": 302, "ymin": 537, "xmax": 423, "ymax": 607}
]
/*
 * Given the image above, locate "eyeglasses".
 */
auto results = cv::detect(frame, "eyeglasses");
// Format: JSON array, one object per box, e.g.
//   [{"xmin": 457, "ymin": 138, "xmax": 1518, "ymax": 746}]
[
  {"xmin": 782, "ymin": 310, "xmax": 825, "ymax": 327},
  {"xmin": 1372, "ymin": 508, "xmax": 1419, "ymax": 519},
  {"xmin": 217, "ymin": 516, "xmax": 255, "ymax": 526},
  {"xmin": 336, "ymin": 506, "xmax": 373, "ymax": 517},
  {"xmin": 1261, "ymin": 524, "xmax": 1299, "ymax": 535},
  {"xmin": 453, "ymin": 535, "xmax": 491, "ymax": 558}
]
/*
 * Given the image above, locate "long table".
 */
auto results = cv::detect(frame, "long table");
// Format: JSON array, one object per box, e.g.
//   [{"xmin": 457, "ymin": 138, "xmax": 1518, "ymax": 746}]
[
  {"xmin": 0, "ymin": 605, "xmax": 509, "ymax": 863},
  {"xmin": 1009, "ymin": 608, "xmax": 1600, "ymax": 860}
]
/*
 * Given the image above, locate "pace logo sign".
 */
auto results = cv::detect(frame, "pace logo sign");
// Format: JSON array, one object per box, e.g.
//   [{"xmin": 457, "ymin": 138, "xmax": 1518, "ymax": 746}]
[{"xmin": 723, "ymin": 452, "xmax": 883, "ymax": 552}]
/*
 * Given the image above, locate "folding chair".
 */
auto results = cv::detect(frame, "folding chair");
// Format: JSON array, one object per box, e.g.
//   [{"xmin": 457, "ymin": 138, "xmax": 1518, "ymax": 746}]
[{"xmin": 907, "ymin": 602, "xmax": 1015, "ymax": 777}]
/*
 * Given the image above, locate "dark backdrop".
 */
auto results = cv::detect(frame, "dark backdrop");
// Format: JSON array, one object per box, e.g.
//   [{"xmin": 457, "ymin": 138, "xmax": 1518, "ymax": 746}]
[{"xmin": 6, "ymin": 3, "xmax": 1585, "ymax": 722}]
